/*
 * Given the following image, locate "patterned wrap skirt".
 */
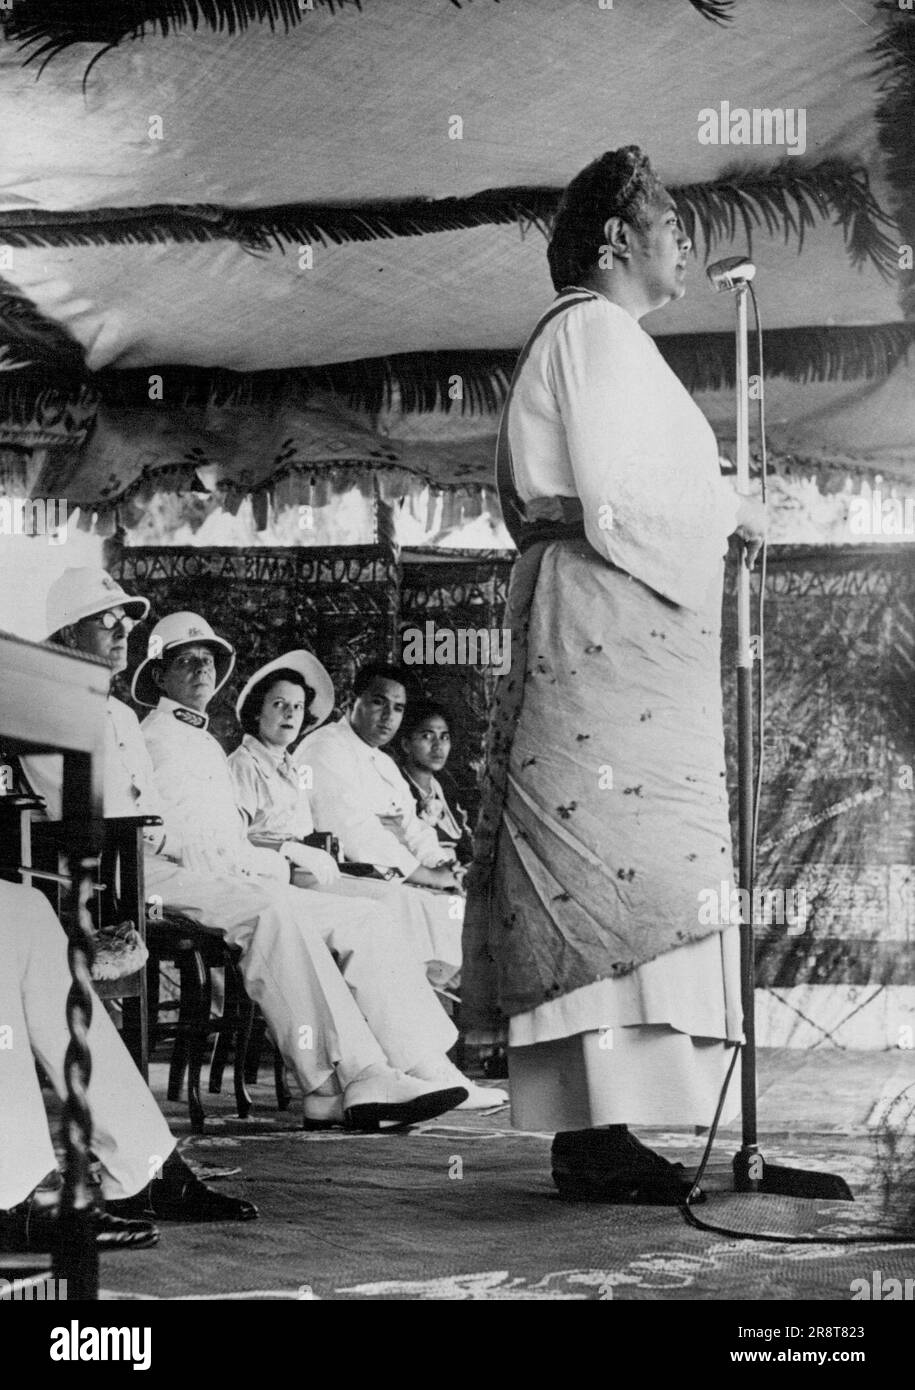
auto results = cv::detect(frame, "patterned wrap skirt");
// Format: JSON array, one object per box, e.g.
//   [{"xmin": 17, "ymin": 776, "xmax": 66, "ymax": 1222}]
[{"xmin": 463, "ymin": 537, "xmax": 743, "ymax": 1129}]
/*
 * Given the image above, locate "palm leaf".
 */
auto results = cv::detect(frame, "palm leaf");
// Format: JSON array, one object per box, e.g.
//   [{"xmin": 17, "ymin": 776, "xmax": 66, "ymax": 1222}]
[
  {"xmin": 6, "ymin": 0, "xmax": 736, "ymax": 75},
  {"xmin": 0, "ymin": 278, "xmax": 88, "ymax": 373},
  {"xmin": 674, "ymin": 159, "xmax": 899, "ymax": 280},
  {"xmin": 6, "ymin": 1, "xmax": 360, "ymax": 77},
  {"xmin": 0, "ymin": 189, "xmax": 558, "ymax": 254},
  {"xmin": 687, "ymin": 0, "xmax": 734, "ymax": 20},
  {"xmin": 0, "ymin": 159, "xmax": 897, "ymax": 277},
  {"xmin": 872, "ymin": 2, "xmax": 915, "ymax": 315},
  {"xmin": 658, "ymin": 321, "xmax": 915, "ymax": 392},
  {"xmin": 2, "ymin": 322, "xmax": 911, "ymax": 430}
]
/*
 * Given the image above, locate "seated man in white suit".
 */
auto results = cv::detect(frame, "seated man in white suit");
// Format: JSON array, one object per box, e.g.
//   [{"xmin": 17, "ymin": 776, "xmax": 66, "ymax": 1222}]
[
  {"xmin": 297, "ymin": 665, "xmax": 462, "ymax": 887},
  {"xmin": 295, "ymin": 664, "xmax": 476, "ymax": 1005}
]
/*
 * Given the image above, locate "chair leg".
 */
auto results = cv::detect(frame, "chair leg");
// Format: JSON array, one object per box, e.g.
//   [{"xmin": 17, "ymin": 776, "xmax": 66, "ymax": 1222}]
[
  {"xmin": 273, "ymin": 1044, "xmax": 292, "ymax": 1111},
  {"xmin": 244, "ymin": 1012, "xmax": 268, "ymax": 1086},
  {"xmin": 234, "ymin": 990, "xmax": 256, "ymax": 1120},
  {"xmin": 146, "ymin": 956, "xmax": 162, "ymax": 1053},
  {"xmin": 186, "ymin": 950, "xmax": 211, "ymax": 1134},
  {"xmin": 120, "ymin": 975, "xmax": 149, "ymax": 1082},
  {"xmin": 167, "ymin": 953, "xmax": 194, "ymax": 1102},
  {"xmin": 208, "ymin": 968, "xmax": 233, "ymax": 1095}
]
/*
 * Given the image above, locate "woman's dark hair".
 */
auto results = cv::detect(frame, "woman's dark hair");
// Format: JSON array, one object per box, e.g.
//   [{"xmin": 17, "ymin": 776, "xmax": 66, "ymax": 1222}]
[
  {"xmin": 547, "ymin": 145, "xmax": 666, "ymax": 292},
  {"xmin": 239, "ymin": 667, "xmax": 316, "ymax": 738},
  {"xmin": 400, "ymin": 698, "xmax": 453, "ymax": 743}
]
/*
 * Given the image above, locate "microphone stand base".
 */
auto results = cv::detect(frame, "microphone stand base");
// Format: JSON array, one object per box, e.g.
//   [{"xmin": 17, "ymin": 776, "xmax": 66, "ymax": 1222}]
[{"xmin": 732, "ymin": 1150, "xmax": 853, "ymax": 1201}]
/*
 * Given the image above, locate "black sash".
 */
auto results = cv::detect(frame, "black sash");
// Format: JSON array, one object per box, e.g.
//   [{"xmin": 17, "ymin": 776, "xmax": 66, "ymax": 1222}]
[{"xmin": 495, "ymin": 288, "xmax": 598, "ymax": 552}]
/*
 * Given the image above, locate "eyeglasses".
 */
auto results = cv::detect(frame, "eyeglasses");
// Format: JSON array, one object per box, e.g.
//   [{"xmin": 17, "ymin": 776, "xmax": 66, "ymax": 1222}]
[
  {"xmin": 88, "ymin": 608, "xmax": 134, "ymax": 633},
  {"xmin": 171, "ymin": 652, "xmax": 216, "ymax": 672}
]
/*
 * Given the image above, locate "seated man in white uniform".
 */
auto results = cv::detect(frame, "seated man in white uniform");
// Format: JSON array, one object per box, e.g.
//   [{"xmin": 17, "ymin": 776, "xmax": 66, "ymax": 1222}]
[
  {"xmin": 1, "ymin": 879, "xmax": 257, "ymax": 1252},
  {"xmin": 26, "ymin": 570, "xmax": 467, "ymax": 1133},
  {"xmin": 296, "ymin": 664, "xmax": 472, "ymax": 999}
]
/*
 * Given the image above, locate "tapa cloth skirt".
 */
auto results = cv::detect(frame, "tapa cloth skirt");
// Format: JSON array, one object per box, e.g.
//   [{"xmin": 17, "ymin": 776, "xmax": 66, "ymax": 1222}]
[{"xmin": 482, "ymin": 539, "xmax": 743, "ymax": 1129}]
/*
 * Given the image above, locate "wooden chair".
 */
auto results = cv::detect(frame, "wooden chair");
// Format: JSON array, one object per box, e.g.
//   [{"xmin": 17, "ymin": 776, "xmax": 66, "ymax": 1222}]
[
  {"xmin": 144, "ymin": 915, "xmax": 259, "ymax": 1132},
  {"xmin": 209, "ymin": 1002, "xmax": 292, "ymax": 1113}
]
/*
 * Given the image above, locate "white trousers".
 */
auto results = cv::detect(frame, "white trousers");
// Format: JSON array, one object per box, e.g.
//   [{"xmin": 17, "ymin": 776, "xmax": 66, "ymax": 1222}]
[
  {"xmin": 144, "ymin": 858, "xmax": 455, "ymax": 1095},
  {"xmin": 0, "ymin": 880, "xmax": 175, "ymax": 1210},
  {"xmin": 309, "ymin": 875, "xmax": 464, "ymax": 979}
]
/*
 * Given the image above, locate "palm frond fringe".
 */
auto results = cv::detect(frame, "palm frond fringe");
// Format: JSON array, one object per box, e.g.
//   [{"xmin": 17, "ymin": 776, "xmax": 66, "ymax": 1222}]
[
  {"xmin": 0, "ymin": 160, "xmax": 898, "ymax": 277},
  {"xmin": 0, "ymin": 322, "xmax": 912, "ymax": 427},
  {"xmin": 0, "ymin": 278, "xmax": 88, "ymax": 373},
  {"xmin": 873, "ymin": 2, "xmax": 915, "ymax": 315},
  {"xmin": 6, "ymin": 0, "xmax": 735, "ymax": 75}
]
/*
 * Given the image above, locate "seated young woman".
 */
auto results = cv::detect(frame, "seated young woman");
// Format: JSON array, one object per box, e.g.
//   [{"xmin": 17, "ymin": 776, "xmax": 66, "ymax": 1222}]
[
  {"xmin": 397, "ymin": 699, "xmax": 474, "ymax": 873},
  {"xmin": 228, "ymin": 650, "xmax": 507, "ymax": 1114}
]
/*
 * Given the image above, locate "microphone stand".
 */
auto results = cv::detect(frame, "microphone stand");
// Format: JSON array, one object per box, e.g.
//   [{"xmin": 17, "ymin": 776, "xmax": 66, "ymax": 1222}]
[{"xmin": 725, "ymin": 281, "xmax": 852, "ymax": 1202}]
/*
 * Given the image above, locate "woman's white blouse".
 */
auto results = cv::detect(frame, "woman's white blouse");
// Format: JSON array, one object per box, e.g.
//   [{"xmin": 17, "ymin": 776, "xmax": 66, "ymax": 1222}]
[
  {"xmin": 508, "ymin": 295, "xmax": 741, "ymax": 612},
  {"xmin": 228, "ymin": 733, "xmax": 314, "ymax": 843}
]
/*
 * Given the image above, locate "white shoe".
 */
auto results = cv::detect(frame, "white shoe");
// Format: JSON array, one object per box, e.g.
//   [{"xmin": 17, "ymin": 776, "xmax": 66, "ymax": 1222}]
[
  {"xmin": 342, "ymin": 1066, "xmax": 467, "ymax": 1132},
  {"xmin": 410, "ymin": 1060, "xmax": 508, "ymax": 1111},
  {"xmin": 455, "ymin": 1082, "xmax": 509, "ymax": 1111},
  {"xmin": 303, "ymin": 1093, "xmax": 346, "ymax": 1130}
]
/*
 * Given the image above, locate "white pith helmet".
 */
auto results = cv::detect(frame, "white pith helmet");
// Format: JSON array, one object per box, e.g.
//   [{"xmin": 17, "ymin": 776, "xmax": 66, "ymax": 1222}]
[
  {"xmin": 131, "ymin": 611, "xmax": 236, "ymax": 708},
  {"xmin": 45, "ymin": 567, "xmax": 149, "ymax": 639}
]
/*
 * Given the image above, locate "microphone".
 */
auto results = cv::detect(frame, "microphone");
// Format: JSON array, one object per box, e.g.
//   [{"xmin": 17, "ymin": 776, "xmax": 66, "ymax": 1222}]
[{"xmin": 706, "ymin": 256, "xmax": 756, "ymax": 292}]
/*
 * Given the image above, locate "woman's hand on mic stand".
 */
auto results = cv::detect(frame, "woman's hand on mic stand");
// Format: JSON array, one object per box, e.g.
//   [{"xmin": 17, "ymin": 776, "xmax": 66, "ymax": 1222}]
[{"xmin": 734, "ymin": 495, "xmax": 767, "ymax": 569}]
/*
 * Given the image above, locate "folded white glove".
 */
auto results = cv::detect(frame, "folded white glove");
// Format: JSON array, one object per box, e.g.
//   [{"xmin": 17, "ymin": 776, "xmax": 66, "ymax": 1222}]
[{"xmin": 281, "ymin": 842, "xmax": 340, "ymax": 885}]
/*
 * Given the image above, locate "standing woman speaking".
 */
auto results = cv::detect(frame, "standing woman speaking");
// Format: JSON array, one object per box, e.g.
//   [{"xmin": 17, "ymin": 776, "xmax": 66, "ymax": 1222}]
[{"xmin": 463, "ymin": 146, "xmax": 766, "ymax": 1203}]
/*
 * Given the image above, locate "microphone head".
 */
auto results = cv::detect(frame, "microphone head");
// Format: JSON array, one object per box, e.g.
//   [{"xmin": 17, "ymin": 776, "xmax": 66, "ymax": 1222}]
[{"xmin": 706, "ymin": 255, "xmax": 757, "ymax": 292}]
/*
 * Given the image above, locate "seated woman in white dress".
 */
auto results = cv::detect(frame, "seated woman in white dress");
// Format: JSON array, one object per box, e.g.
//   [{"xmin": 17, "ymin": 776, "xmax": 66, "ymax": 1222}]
[{"xmin": 228, "ymin": 650, "xmax": 506, "ymax": 1112}]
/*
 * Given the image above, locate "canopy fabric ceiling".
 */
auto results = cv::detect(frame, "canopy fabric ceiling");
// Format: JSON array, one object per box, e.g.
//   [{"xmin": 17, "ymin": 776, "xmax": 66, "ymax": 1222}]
[
  {"xmin": 2, "ymin": 217, "xmax": 904, "ymax": 376},
  {"xmin": 0, "ymin": 2, "xmax": 888, "ymax": 209},
  {"xmin": 0, "ymin": 0, "xmax": 912, "ymax": 507}
]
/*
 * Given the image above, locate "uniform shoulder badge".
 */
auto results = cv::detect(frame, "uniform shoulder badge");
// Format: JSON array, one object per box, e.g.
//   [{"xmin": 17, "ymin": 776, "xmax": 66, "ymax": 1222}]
[{"xmin": 172, "ymin": 706, "xmax": 206, "ymax": 729}]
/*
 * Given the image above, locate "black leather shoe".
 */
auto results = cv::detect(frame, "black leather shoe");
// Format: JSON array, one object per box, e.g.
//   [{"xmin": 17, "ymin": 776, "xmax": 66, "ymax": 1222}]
[
  {"xmin": 552, "ymin": 1169, "xmax": 704, "ymax": 1205},
  {"xmin": 108, "ymin": 1154, "xmax": 258, "ymax": 1223},
  {"xmin": 551, "ymin": 1128, "xmax": 703, "ymax": 1206},
  {"xmin": 0, "ymin": 1200, "xmax": 158, "ymax": 1252},
  {"xmin": 95, "ymin": 1210, "xmax": 161, "ymax": 1248}
]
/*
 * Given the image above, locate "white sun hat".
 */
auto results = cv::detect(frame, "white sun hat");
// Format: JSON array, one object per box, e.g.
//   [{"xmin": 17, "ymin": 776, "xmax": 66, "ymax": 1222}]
[
  {"xmin": 46, "ymin": 567, "xmax": 150, "ymax": 639},
  {"xmin": 235, "ymin": 649, "xmax": 335, "ymax": 732},
  {"xmin": 131, "ymin": 611, "xmax": 236, "ymax": 708}
]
